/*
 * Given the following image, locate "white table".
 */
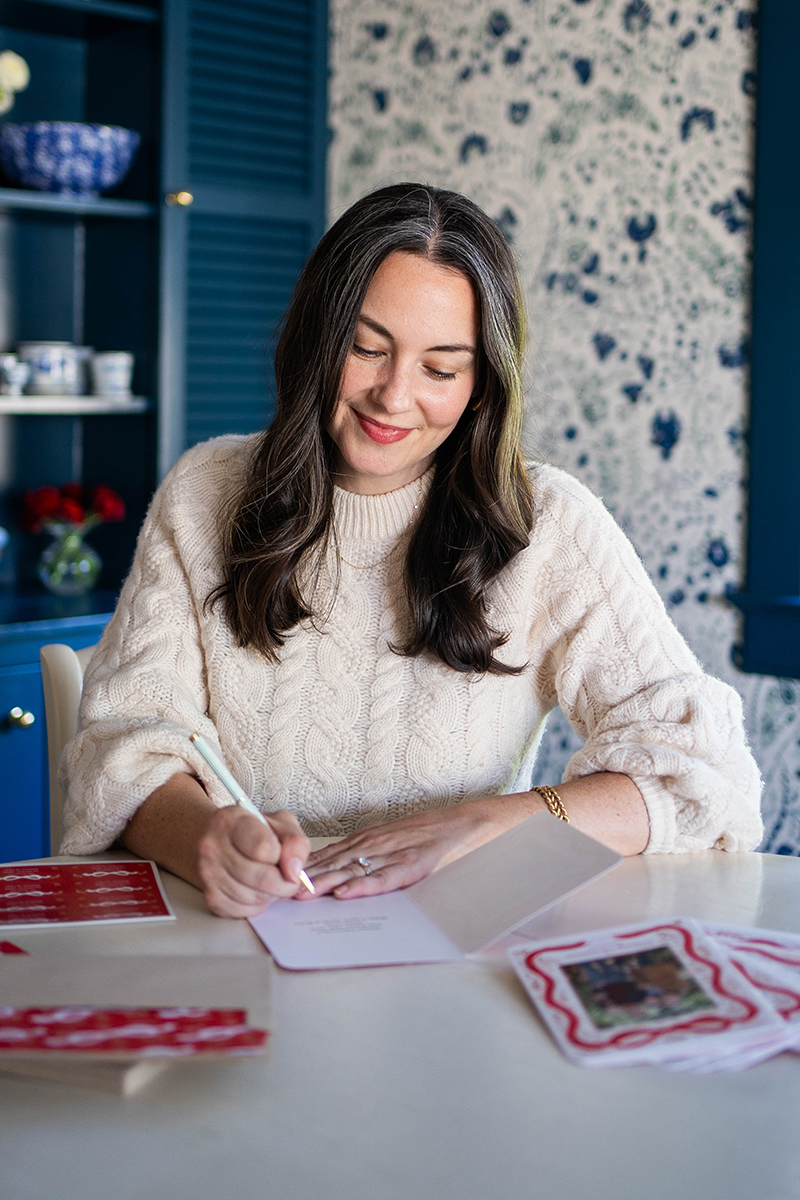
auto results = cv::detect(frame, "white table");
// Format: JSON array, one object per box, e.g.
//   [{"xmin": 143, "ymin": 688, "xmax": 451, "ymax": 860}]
[{"xmin": 2, "ymin": 850, "xmax": 800, "ymax": 1200}]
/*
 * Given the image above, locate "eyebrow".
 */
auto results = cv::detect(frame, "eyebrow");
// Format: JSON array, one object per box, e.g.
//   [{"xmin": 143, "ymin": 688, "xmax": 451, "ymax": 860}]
[{"xmin": 357, "ymin": 314, "xmax": 476, "ymax": 355}]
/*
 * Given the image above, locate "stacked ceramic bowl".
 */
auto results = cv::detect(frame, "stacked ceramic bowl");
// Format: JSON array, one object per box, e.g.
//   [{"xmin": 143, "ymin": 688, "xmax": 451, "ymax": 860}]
[{"xmin": 0, "ymin": 122, "xmax": 140, "ymax": 197}]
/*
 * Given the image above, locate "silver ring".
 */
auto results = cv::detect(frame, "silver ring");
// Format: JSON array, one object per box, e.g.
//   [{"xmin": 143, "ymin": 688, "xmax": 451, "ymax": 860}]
[{"xmin": 357, "ymin": 856, "xmax": 372, "ymax": 876}]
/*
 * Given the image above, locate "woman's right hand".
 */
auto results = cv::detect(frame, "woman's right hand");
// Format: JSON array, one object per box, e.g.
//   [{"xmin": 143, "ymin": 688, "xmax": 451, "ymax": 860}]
[
  {"xmin": 197, "ymin": 806, "xmax": 311, "ymax": 918},
  {"xmin": 122, "ymin": 773, "xmax": 311, "ymax": 919}
]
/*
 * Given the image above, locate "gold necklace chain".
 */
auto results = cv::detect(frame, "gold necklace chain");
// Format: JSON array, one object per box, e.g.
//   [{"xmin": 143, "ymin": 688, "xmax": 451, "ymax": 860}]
[{"xmin": 335, "ymin": 481, "xmax": 423, "ymax": 570}]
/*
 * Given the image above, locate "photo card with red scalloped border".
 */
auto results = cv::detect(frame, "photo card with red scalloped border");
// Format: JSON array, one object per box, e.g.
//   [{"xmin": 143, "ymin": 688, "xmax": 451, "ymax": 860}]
[
  {"xmin": 702, "ymin": 922, "xmax": 800, "ymax": 1044},
  {"xmin": 509, "ymin": 918, "xmax": 790, "ymax": 1071}
]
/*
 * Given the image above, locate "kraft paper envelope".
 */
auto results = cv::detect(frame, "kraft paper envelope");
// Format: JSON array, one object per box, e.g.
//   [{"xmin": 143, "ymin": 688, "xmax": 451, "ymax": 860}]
[{"xmin": 250, "ymin": 813, "xmax": 621, "ymax": 969}]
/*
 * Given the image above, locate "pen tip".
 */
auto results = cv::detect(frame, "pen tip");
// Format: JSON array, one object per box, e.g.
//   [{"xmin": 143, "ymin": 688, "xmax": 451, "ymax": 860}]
[{"xmin": 299, "ymin": 870, "xmax": 316, "ymax": 895}]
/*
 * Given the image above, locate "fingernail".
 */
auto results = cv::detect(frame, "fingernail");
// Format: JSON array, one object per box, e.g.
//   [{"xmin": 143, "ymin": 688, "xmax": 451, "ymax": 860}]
[
  {"xmin": 289, "ymin": 857, "xmax": 304, "ymax": 882},
  {"xmin": 333, "ymin": 885, "xmax": 349, "ymax": 897}
]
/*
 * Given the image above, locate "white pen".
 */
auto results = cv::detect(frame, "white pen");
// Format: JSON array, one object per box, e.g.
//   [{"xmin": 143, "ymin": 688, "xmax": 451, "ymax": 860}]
[{"xmin": 189, "ymin": 731, "xmax": 315, "ymax": 895}]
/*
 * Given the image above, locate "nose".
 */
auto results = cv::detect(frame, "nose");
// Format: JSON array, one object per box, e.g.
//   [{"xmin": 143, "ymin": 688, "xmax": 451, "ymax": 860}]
[{"xmin": 371, "ymin": 359, "xmax": 413, "ymax": 415}]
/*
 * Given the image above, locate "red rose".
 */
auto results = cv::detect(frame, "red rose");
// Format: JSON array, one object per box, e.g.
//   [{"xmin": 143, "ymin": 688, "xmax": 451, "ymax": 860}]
[
  {"xmin": 90, "ymin": 485, "xmax": 125, "ymax": 523},
  {"xmin": 57, "ymin": 498, "xmax": 85, "ymax": 525},
  {"xmin": 20, "ymin": 486, "xmax": 62, "ymax": 532},
  {"xmin": 21, "ymin": 481, "xmax": 125, "ymax": 533}
]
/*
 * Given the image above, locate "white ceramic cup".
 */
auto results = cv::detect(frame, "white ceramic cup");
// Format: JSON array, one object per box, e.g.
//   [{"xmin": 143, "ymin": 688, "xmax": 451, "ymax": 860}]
[
  {"xmin": 0, "ymin": 353, "xmax": 30, "ymax": 396},
  {"xmin": 18, "ymin": 341, "xmax": 83, "ymax": 396},
  {"xmin": 91, "ymin": 351, "xmax": 134, "ymax": 397}
]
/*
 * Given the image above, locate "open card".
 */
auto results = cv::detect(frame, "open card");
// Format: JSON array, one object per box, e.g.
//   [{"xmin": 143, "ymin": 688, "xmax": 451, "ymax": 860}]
[
  {"xmin": 0, "ymin": 861, "xmax": 174, "ymax": 929},
  {"xmin": 249, "ymin": 814, "xmax": 621, "ymax": 970},
  {"xmin": 508, "ymin": 918, "xmax": 787, "ymax": 1069}
]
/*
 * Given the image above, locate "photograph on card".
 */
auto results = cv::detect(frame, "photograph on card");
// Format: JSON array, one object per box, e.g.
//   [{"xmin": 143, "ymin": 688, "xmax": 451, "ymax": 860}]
[{"xmin": 562, "ymin": 945, "xmax": 716, "ymax": 1029}]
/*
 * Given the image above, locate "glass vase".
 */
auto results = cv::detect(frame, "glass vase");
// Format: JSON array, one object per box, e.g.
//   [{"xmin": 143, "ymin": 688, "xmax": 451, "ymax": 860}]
[{"xmin": 38, "ymin": 523, "xmax": 101, "ymax": 596}]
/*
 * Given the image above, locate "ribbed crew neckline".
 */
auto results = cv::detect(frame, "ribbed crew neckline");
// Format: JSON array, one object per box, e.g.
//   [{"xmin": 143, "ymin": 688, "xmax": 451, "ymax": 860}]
[{"xmin": 332, "ymin": 468, "xmax": 433, "ymax": 546}]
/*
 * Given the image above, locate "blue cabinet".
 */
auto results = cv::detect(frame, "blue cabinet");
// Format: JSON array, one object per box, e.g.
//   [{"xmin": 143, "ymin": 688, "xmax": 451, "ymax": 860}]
[
  {"xmin": 0, "ymin": 0, "xmax": 328, "ymax": 855},
  {"xmin": 0, "ymin": 595, "xmax": 111, "ymax": 861},
  {"xmin": 0, "ymin": 662, "xmax": 46, "ymax": 860}
]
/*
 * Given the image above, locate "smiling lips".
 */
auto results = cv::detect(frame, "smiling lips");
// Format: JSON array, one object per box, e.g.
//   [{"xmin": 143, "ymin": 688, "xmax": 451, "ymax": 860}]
[{"xmin": 355, "ymin": 411, "xmax": 413, "ymax": 444}]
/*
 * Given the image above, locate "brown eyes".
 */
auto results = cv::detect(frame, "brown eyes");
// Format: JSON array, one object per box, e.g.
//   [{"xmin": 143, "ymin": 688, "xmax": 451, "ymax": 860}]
[{"xmin": 351, "ymin": 344, "xmax": 457, "ymax": 381}]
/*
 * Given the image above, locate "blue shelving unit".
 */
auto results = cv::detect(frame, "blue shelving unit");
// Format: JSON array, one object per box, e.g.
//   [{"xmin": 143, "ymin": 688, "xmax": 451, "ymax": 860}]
[
  {"xmin": 0, "ymin": 0, "xmax": 328, "ymax": 859},
  {"xmin": 0, "ymin": 0, "xmax": 159, "ymax": 861}
]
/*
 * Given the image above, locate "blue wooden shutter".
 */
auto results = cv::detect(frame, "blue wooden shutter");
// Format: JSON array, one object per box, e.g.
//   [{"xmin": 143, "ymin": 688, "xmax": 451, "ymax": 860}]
[
  {"xmin": 159, "ymin": 0, "xmax": 327, "ymax": 471},
  {"xmin": 185, "ymin": 213, "xmax": 310, "ymax": 444}
]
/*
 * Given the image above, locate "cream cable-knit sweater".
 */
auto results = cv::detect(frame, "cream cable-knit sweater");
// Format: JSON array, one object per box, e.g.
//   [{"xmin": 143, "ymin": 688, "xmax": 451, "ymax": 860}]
[{"xmin": 61, "ymin": 436, "xmax": 763, "ymax": 855}]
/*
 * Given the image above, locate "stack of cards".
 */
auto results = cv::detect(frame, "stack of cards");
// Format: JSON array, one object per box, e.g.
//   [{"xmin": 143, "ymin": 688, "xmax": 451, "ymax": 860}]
[
  {"xmin": 0, "ymin": 1006, "xmax": 269, "ymax": 1095},
  {"xmin": 0, "ymin": 956, "xmax": 273, "ymax": 1095},
  {"xmin": 0, "ymin": 1007, "xmax": 269, "ymax": 1057},
  {"xmin": 509, "ymin": 918, "xmax": 800, "ymax": 1072}
]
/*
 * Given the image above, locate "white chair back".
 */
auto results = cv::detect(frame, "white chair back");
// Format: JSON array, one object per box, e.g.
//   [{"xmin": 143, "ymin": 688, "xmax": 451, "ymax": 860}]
[{"xmin": 39, "ymin": 643, "xmax": 97, "ymax": 853}]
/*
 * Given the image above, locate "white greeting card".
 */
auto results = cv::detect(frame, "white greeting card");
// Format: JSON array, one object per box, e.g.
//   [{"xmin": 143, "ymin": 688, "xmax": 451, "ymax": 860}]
[{"xmin": 250, "ymin": 814, "xmax": 621, "ymax": 970}]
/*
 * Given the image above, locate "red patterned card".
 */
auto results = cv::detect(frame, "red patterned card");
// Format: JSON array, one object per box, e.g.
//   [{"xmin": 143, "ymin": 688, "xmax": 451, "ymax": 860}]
[
  {"xmin": 0, "ymin": 861, "xmax": 174, "ymax": 928},
  {"xmin": 0, "ymin": 1007, "xmax": 267, "ymax": 1058}
]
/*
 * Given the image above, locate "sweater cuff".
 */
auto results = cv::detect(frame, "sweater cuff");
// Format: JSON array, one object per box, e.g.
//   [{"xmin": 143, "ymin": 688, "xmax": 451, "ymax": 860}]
[
  {"xmin": 60, "ymin": 740, "xmax": 235, "ymax": 856},
  {"xmin": 628, "ymin": 774, "xmax": 677, "ymax": 854}
]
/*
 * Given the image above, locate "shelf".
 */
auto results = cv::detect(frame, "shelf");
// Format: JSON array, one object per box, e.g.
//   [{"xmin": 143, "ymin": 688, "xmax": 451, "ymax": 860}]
[
  {"xmin": 0, "ymin": 189, "xmax": 155, "ymax": 219},
  {"xmin": 0, "ymin": 589, "xmax": 117, "ymax": 641},
  {"xmin": 0, "ymin": 0, "xmax": 158, "ymax": 38},
  {"xmin": 0, "ymin": 395, "xmax": 149, "ymax": 414},
  {"xmin": 26, "ymin": 0, "xmax": 158, "ymax": 20}
]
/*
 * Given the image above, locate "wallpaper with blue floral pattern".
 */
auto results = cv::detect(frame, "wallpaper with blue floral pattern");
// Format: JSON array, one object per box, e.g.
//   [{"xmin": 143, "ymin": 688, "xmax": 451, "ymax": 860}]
[{"xmin": 328, "ymin": 0, "xmax": 800, "ymax": 854}]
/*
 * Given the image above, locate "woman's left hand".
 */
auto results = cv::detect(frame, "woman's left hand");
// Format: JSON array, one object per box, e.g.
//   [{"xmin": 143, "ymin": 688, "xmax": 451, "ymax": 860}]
[
  {"xmin": 301, "ymin": 796, "xmax": 533, "ymax": 899},
  {"xmin": 302, "ymin": 771, "xmax": 650, "ymax": 899}
]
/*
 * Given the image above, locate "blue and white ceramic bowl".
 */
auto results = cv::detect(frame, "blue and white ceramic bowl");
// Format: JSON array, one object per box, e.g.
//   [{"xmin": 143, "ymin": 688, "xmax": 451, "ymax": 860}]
[{"xmin": 0, "ymin": 122, "xmax": 140, "ymax": 197}]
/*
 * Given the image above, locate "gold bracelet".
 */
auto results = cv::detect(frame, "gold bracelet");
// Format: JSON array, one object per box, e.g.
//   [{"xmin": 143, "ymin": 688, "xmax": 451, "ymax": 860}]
[{"xmin": 531, "ymin": 784, "xmax": 570, "ymax": 823}]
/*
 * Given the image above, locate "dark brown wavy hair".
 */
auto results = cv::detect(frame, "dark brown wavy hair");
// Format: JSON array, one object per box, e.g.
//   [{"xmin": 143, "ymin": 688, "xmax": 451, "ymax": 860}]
[{"xmin": 210, "ymin": 182, "xmax": 534, "ymax": 674}]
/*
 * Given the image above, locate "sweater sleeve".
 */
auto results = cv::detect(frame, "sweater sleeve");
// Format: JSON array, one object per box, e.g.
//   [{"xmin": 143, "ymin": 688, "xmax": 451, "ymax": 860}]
[
  {"xmin": 60, "ymin": 440, "xmax": 247, "ymax": 855},
  {"xmin": 529, "ymin": 469, "xmax": 763, "ymax": 854}
]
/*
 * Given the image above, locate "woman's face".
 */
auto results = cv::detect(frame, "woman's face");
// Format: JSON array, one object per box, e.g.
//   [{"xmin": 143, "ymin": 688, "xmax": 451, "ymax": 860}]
[{"xmin": 328, "ymin": 251, "xmax": 479, "ymax": 494}]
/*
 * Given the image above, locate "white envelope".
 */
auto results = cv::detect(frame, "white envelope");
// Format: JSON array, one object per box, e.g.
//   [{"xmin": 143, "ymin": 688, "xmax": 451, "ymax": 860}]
[{"xmin": 250, "ymin": 813, "xmax": 621, "ymax": 970}]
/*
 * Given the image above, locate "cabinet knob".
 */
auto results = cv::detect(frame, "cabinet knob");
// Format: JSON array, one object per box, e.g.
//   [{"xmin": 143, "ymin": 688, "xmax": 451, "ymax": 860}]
[
  {"xmin": 8, "ymin": 706, "xmax": 35, "ymax": 728},
  {"xmin": 165, "ymin": 190, "xmax": 194, "ymax": 207}
]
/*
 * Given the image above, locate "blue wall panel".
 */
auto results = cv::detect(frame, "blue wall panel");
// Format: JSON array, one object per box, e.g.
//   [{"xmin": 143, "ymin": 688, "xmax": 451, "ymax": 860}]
[{"xmin": 733, "ymin": 0, "xmax": 800, "ymax": 675}]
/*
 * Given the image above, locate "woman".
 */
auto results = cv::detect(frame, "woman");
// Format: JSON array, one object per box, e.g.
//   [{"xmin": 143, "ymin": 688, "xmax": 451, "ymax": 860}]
[{"xmin": 62, "ymin": 183, "xmax": 763, "ymax": 917}]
